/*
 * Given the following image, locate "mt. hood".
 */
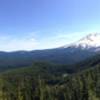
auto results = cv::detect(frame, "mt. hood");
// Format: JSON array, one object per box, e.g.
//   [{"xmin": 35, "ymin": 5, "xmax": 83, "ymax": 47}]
[
  {"xmin": 63, "ymin": 33, "xmax": 100, "ymax": 52},
  {"xmin": 0, "ymin": 33, "xmax": 100, "ymax": 69}
]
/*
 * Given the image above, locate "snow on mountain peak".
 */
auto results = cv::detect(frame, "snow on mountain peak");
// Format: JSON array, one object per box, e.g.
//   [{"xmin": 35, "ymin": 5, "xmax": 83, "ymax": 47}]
[
  {"xmin": 63, "ymin": 33, "xmax": 100, "ymax": 49},
  {"xmin": 76, "ymin": 33, "xmax": 100, "ymax": 48}
]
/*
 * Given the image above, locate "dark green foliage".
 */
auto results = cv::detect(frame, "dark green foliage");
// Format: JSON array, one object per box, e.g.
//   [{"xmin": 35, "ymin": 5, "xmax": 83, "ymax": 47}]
[
  {"xmin": 0, "ymin": 55, "xmax": 99, "ymax": 100},
  {"xmin": 0, "ymin": 56, "xmax": 100, "ymax": 100}
]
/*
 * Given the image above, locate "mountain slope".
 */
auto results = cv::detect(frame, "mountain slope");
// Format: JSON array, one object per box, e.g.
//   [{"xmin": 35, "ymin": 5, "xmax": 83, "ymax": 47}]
[
  {"xmin": 73, "ymin": 53, "xmax": 100, "ymax": 72},
  {"xmin": 0, "ymin": 33, "xmax": 100, "ymax": 71},
  {"xmin": 0, "ymin": 48, "xmax": 96, "ymax": 71}
]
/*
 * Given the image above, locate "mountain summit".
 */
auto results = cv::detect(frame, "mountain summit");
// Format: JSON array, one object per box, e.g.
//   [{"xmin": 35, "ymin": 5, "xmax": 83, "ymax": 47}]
[{"xmin": 63, "ymin": 33, "xmax": 100, "ymax": 51}]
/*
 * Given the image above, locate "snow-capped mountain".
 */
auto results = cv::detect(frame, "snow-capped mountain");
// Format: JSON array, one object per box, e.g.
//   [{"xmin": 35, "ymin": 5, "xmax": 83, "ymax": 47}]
[
  {"xmin": 0, "ymin": 33, "xmax": 99, "ymax": 67},
  {"xmin": 63, "ymin": 33, "xmax": 100, "ymax": 51}
]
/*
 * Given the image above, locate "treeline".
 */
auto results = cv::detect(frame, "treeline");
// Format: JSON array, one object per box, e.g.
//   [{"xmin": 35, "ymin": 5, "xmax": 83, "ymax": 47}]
[{"xmin": 0, "ymin": 62, "xmax": 99, "ymax": 100}]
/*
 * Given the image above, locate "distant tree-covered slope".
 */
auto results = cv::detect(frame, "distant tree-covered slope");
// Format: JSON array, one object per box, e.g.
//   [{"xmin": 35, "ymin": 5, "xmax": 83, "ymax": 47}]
[
  {"xmin": 0, "ymin": 47, "xmax": 97, "ymax": 70},
  {"xmin": 73, "ymin": 54, "xmax": 100, "ymax": 72}
]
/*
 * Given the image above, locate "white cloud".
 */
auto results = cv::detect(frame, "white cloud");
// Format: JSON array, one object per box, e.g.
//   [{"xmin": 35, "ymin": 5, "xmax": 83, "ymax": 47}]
[{"xmin": 0, "ymin": 34, "xmax": 38, "ymax": 51}]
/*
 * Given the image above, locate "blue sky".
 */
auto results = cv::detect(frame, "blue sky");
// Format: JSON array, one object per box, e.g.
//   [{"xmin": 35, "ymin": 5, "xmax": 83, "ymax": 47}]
[{"xmin": 0, "ymin": 0, "xmax": 100, "ymax": 51}]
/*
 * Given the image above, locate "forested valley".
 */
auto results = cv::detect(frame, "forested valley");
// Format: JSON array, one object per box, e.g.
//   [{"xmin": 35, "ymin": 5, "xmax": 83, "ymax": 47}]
[{"xmin": 0, "ymin": 54, "xmax": 99, "ymax": 100}]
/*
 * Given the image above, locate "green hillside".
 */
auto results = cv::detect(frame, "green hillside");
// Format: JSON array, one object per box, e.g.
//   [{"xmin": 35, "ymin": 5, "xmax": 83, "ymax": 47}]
[{"xmin": 0, "ymin": 55, "xmax": 99, "ymax": 100}]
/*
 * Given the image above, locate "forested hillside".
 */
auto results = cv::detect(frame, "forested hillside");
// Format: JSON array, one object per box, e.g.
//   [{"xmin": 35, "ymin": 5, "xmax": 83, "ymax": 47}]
[
  {"xmin": 0, "ymin": 56, "xmax": 99, "ymax": 100},
  {"xmin": 0, "ymin": 48, "xmax": 96, "ymax": 70}
]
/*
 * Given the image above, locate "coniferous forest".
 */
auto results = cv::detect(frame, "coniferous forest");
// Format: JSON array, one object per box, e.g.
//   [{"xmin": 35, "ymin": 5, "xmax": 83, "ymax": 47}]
[{"xmin": 0, "ymin": 54, "xmax": 99, "ymax": 100}]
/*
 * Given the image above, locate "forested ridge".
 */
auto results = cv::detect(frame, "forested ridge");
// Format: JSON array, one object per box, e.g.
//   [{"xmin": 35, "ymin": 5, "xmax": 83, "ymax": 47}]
[{"xmin": 0, "ymin": 55, "xmax": 99, "ymax": 100}]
